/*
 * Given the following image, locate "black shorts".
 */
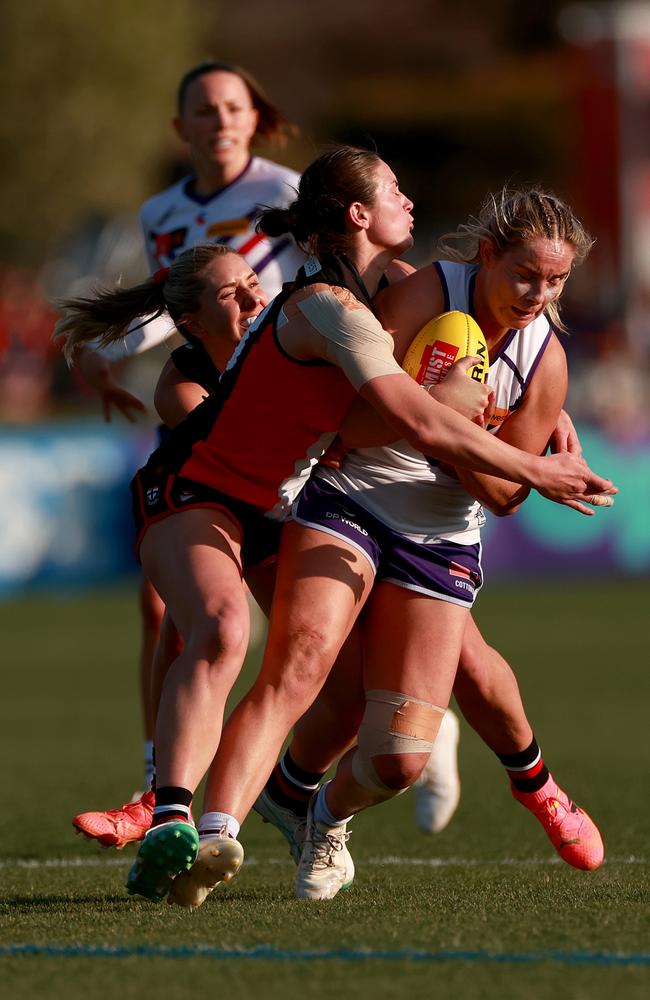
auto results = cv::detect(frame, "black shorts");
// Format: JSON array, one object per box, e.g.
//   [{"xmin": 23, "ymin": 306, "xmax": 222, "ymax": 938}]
[{"xmin": 131, "ymin": 467, "xmax": 282, "ymax": 571}]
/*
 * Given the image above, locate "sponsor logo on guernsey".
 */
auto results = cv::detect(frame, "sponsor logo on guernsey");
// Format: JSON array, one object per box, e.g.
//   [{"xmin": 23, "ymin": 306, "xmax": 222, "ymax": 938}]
[
  {"xmin": 207, "ymin": 217, "xmax": 250, "ymax": 237},
  {"xmin": 325, "ymin": 511, "xmax": 368, "ymax": 536},
  {"xmin": 417, "ymin": 339, "xmax": 459, "ymax": 386},
  {"xmin": 145, "ymin": 487, "xmax": 160, "ymax": 506},
  {"xmin": 449, "ymin": 560, "xmax": 476, "ymax": 593},
  {"xmin": 487, "ymin": 405, "xmax": 510, "ymax": 429},
  {"xmin": 178, "ymin": 491, "xmax": 196, "ymax": 503}
]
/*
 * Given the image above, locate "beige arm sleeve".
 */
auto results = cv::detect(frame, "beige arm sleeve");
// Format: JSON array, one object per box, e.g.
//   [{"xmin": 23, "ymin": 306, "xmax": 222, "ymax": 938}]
[{"xmin": 295, "ymin": 289, "xmax": 404, "ymax": 390}]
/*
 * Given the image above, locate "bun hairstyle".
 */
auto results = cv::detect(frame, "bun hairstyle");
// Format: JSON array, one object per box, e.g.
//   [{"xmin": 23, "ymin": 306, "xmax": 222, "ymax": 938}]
[
  {"xmin": 437, "ymin": 187, "xmax": 594, "ymax": 330},
  {"xmin": 257, "ymin": 145, "xmax": 382, "ymax": 255},
  {"xmin": 55, "ymin": 244, "xmax": 239, "ymax": 363},
  {"xmin": 176, "ymin": 60, "xmax": 298, "ymax": 147}
]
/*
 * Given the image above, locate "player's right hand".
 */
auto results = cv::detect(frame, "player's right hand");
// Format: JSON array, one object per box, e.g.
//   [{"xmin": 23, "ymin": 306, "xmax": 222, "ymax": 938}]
[
  {"xmin": 535, "ymin": 452, "xmax": 617, "ymax": 516},
  {"xmin": 99, "ymin": 382, "xmax": 147, "ymax": 423},
  {"xmin": 428, "ymin": 356, "xmax": 493, "ymax": 425}
]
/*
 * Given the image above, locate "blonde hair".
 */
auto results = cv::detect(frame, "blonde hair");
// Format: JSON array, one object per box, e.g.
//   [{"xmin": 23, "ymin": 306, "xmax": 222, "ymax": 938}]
[
  {"xmin": 437, "ymin": 187, "xmax": 594, "ymax": 330},
  {"xmin": 55, "ymin": 243, "xmax": 239, "ymax": 363}
]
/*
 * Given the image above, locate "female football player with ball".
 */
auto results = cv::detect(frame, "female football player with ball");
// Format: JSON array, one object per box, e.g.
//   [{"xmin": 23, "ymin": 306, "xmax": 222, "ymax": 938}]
[{"xmin": 250, "ymin": 187, "xmax": 611, "ymax": 900}]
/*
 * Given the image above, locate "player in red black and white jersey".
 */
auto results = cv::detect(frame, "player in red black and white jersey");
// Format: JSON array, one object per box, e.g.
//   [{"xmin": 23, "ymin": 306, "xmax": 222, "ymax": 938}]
[{"xmin": 69, "ymin": 63, "xmax": 306, "ymax": 842}]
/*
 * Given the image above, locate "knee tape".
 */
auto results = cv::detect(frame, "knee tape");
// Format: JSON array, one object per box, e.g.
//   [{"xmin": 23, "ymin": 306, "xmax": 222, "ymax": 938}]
[{"xmin": 351, "ymin": 689, "xmax": 445, "ymax": 794}]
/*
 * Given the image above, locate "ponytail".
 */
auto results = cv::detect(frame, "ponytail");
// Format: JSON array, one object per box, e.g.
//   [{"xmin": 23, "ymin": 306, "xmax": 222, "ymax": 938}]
[
  {"xmin": 54, "ymin": 279, "xmax": 166, "ymax": 364},
  {"xmin": 257, "ymin": 145, "xmax": 381, "ymax": 255},
  {"xmin": 55, "ymin": 243, "xmax": 241, "ymax": 364}
]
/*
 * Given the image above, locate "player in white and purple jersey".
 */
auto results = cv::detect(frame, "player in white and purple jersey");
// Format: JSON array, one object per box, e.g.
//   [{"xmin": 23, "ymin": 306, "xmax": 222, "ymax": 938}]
[
  {"xmin": 77, "ymin": 60, "xmax": 304, "ymax": 406},
  {"xmin": 173, "ymin": 185, "xmax": 611, "ymax": 906},
  {"xmin": 254, "ymin": 189, "xmax": 608, "ymax": 899}
]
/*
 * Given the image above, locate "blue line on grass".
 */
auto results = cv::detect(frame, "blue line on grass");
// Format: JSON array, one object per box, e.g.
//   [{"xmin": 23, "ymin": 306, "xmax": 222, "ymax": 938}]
[{"xmin": 1, "ymin": 945, "xmax": 649, "ymax": 965}]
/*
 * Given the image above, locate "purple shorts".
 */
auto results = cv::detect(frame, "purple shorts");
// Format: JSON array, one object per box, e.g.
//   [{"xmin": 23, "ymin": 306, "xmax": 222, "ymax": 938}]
[{"xmin": 292, "ymin": 477, "xmax": 482, "ymax": 607}]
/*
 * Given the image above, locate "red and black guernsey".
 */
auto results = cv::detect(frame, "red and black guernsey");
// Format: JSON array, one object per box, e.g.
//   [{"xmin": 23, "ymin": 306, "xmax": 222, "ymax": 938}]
[{"xmin": 142, "ymin": 255, "xmax": 366, "ymax": 519}]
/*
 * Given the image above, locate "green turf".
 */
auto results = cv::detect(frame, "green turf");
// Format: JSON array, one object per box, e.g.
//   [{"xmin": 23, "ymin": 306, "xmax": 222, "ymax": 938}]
[{"xmin": 1, "ymin": 580, "xmax": 648, "ymax": 999}]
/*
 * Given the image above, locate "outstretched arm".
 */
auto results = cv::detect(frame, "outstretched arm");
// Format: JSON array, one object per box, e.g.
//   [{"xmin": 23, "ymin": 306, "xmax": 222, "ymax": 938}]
[{"xmin": 76, "ymin": 346, "xmax": 147, "ymax": 423}]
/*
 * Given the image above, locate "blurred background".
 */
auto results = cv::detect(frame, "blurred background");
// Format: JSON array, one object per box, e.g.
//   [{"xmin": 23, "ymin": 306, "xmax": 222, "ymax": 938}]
[{"xmin": 1, "ymin": 0, "xmax": 649, "ymax": 596}]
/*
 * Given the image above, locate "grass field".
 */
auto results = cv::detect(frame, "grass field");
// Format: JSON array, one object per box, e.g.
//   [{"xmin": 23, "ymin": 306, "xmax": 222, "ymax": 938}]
[{"xmin": 1, "ymin": 579, "xmax": 648, "ymax": 999}]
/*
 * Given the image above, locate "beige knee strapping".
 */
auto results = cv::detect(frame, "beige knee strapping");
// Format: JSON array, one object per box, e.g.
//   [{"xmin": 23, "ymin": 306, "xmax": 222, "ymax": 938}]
[{"xmin": 351, "ymin": 689, "xmax": 446, "ymax": 794}]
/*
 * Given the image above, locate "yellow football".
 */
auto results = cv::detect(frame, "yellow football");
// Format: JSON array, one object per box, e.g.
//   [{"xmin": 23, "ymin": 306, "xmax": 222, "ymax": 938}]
[{"xmin": 402, "ymin": 311, "xmax": 489, "ymax": 386}]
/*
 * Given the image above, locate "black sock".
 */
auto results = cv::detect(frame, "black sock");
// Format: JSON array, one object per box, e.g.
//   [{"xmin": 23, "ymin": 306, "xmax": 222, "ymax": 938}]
[
  {"xmin": 152, "ymin": 785, "xmax": 192, "ymax": 826},
  {"xmin": 497, "ymin": 737, "xmax": 550, "ymax": 793},
  {"xmin": 265, "ymin": 750, "xmax": 325, "ymax": 817}
]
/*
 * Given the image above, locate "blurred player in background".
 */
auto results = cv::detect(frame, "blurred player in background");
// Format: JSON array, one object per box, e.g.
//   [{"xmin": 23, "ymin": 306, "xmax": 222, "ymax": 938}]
[{"xmin": 71, "ymin": 61, "xmax": 304, "ymax": 842}]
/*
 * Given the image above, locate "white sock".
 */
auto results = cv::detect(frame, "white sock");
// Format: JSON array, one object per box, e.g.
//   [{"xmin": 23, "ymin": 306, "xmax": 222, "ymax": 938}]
[
  {"xmin": 198, "ymin": 811, "xmax": 240, "ymax": 840},
  {"xmin": 144, "ymin": 740, "xmax": 155, "ymax": 790},
  {"xmin": 313, "ymin": 781, "xmax": 353, "ymax": 828}
]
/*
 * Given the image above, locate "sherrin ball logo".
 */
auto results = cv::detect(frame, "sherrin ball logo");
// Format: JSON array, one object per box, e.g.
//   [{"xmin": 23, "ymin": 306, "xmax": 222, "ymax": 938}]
[{"xmin": 402, "ymin": 311, "xmax": 489, "ymax": 386}]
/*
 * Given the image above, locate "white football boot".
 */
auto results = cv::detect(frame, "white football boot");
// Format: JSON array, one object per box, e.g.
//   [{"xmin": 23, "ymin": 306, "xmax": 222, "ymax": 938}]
[
  {"xmin": 296, "ymin": 802, "xmax": 354, "ymax": 900},
  {"xmin": 253, "ymin": 788, "xmax": 308, "ymax": 864},
  {"xmin": 168, "ymin": 833, "xmax": 244, "ymax": 909},
  {"xmin": 414, "ymin": 708, "xmax": 461, "ymax": 833}
]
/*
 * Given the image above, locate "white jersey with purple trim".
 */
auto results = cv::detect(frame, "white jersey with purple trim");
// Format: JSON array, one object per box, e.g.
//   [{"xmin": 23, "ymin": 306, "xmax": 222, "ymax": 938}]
[
  {"xmin": 140, "ymin": 156, "xmax": 304, "ymax": 296},
  {"xmin": 97, "ymin": 157, "xmax": 305, "ymax": 362},
  {"xmin": 316, "ymin": 260, "xmax": 553, "ymax": 544}
]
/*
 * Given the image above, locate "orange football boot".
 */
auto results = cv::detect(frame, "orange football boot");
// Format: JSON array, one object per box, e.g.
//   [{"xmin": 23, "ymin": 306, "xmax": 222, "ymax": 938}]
[
  {"xmin": 512, "ymin": 775, "xmax": 604, "ymax": 870},
  {"xmin": 73, "ymin": 790, "xmax": 154, "ymax": 849}
]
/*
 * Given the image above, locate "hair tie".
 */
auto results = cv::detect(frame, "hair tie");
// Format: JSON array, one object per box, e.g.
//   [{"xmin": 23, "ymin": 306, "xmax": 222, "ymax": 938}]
[{"xmin": 153, "ymin": 267, "xmax": 171, "ymax": 286}]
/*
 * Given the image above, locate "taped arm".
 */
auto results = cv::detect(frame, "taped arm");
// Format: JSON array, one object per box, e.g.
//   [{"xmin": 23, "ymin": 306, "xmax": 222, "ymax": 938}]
[
  {"xmin": 293, "ymin": 287, "xmax": 405, "ymax": 389},
  {"xmin": 290, "ymin": 287, "xmax": 409, "ymax": 448}
]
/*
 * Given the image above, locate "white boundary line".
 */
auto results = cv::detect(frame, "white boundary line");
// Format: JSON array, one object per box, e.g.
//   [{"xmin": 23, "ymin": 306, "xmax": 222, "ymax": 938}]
[{"xmin": 1, "ymin": 854, "xmax": 646, "ymax": 870}]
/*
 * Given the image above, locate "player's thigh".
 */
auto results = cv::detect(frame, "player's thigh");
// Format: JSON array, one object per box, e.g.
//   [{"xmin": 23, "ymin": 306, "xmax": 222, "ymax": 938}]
[
  {"xmin": 139, "ymin": 574, "xmax": 166, "ymax": 629},
  {"xmin": 140, "ymin": 507, "xmax": 248, "ymax": 640},
  {"xmin": 272, "ymin": 519, "xmax": 376, "ymax": 640},
  {"xmin": 360, "ymin": 581, "xmax": 469, "ymax": 707}
]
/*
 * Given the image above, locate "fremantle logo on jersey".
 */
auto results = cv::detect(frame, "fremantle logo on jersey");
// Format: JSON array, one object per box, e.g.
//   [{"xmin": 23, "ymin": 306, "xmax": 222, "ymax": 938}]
[{"xmin": 151, "ymin": 227, "xmax": 189, "ymax": 262}]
